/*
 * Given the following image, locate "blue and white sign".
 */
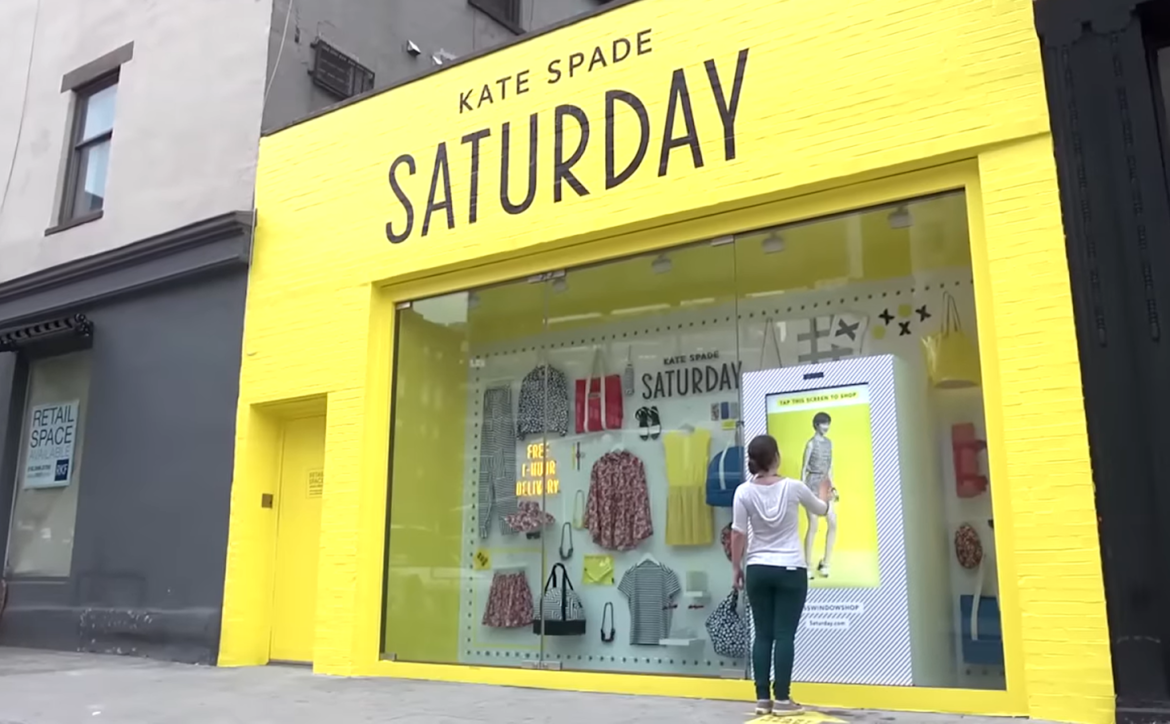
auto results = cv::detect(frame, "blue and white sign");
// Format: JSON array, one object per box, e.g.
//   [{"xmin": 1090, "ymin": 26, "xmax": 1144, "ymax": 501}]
[{"xmin": 22, "ymin": 400, "xmax": 80, "ymax": 489}]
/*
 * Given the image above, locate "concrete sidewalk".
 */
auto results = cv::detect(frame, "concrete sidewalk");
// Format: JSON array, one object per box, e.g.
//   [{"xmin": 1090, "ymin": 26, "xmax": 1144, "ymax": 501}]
[{"xmin": 0, "ymin": 649, "xmax": 1049, "ymax": 724}]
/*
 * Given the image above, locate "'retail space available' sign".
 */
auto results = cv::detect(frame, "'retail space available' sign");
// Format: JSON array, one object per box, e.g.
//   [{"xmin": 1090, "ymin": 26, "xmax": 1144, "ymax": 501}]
[
  {"xmin": 382, "ymin": 28, "xmax": 750, "ymax": 244},
  {"xmin": 22, "ymin": 400, "xmax": 80, "ymax": 489}
]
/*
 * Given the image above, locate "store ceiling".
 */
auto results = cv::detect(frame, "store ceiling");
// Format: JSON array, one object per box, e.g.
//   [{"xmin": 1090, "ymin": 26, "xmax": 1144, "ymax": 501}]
[{"xmin": 412, "ymin": 192, "xmax": 971, "ymax": 342}]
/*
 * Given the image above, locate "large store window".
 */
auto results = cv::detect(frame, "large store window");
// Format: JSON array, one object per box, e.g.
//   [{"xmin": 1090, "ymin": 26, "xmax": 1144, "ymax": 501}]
[
  {"xmin": 382, "ymin": 192, "xmax": 1005, "ymax": 690},
  {"xmin": 6, "ymin": 351, "xmax": 91, "ymax": 577}
]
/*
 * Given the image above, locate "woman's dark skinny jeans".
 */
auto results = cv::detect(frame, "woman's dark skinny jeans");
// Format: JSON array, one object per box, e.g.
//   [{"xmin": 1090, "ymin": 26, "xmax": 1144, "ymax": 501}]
[{"xmin": 745, "ymin": 564, "xmax": 808, "ymax": 701}]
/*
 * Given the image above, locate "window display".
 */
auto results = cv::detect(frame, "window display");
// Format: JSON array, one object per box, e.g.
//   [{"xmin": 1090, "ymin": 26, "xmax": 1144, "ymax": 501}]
[
  {"xmin": 381, "ymin": 191, "xmax": 1005, "ymax": 690},
  {"xmin": 7, "ymin": 351, "xmax": 92, "ymax": 577}
]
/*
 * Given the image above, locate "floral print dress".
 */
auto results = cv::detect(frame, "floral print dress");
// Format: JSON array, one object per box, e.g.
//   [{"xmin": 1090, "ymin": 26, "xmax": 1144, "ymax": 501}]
[{"xmin": 585, "ymin": 451, "xmax": 653, "ymax": 550}]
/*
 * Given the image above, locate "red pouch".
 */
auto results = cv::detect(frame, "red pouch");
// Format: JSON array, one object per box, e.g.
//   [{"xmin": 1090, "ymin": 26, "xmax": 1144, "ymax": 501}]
[{"xmin": 952, "ymin": 423, "xmax": 988, "ymax": 498}]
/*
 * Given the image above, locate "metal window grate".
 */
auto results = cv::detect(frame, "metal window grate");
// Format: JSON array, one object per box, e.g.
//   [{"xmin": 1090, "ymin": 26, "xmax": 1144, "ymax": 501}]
[
  {"xmin": 309, "ymin": 39, "xmax": 374, "ymax": 100},
  {"xmin": 0, "ymin": 314, "xmax": 93, "ymax": 353}
]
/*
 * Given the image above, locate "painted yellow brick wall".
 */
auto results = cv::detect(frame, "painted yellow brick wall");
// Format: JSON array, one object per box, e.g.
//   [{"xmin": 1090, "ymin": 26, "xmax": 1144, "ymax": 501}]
[
  {"xmin": 976, "ymin": 139, "xmax": 1114, "ymax": 723},
  {"xmin": 219, "ymin": 0, "xmax": 1114, "ymax": 721}
]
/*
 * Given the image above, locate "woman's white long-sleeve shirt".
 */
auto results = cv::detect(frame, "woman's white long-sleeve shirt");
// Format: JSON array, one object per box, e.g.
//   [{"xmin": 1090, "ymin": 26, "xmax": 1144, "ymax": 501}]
[{"xmin": 732, "ymin": 477, "xmax": 829, "ymax": 569}]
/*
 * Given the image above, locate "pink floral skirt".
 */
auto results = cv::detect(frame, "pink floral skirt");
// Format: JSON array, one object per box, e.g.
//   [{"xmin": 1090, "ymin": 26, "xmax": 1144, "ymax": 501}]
[{"xmin": 482, "ymin": 571, "xmax": 534, "ymax": 628}]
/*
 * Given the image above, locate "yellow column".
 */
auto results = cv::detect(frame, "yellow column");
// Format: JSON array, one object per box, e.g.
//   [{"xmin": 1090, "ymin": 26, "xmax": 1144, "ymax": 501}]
[{"xmin": 974, "ymin": 135, "xmax": 1114, "ymax": 724}]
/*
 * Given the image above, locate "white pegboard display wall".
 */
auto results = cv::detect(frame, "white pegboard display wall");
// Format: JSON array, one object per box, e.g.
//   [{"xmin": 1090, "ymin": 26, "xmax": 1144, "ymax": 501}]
[{"xmin": 449, "ymin": 269, "xmax": 999, "ymax": 684}]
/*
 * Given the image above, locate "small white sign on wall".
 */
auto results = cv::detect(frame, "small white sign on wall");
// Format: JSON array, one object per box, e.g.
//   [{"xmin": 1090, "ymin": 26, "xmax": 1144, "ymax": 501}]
[{"xmin": 22, "ymin": 400, "xmax": 80, "ymax": 490}]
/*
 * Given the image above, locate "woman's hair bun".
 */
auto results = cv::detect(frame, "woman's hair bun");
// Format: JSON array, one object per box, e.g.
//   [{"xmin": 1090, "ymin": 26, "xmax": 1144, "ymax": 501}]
[{"xmin": 746, "ymin": 435, "xmax": 780, "ymax": 476}]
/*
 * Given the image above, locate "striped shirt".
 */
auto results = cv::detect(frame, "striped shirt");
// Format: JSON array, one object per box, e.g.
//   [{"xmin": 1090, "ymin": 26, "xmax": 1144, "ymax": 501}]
[{"xmin": 618, "ymin": 561, "xmax": 681, "ymax": 645}]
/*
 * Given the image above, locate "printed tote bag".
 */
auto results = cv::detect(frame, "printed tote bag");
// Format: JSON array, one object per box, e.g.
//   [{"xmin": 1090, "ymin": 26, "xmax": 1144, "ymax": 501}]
[
  {"xmin": 705, "ymin": 589, "xmax": 751, "ymax": 659},
  {"xmin": 533, "ymin": 562, "xmax": 587, "ymax": 636}
]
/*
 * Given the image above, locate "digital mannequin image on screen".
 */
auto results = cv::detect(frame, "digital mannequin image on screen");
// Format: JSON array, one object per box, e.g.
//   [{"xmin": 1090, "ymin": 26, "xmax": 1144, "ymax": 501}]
[
  {"xmin": 766, "ymin": 384, "xmax": 880, "ymax": 589},
  {"xmin": 802, "ymin": 411, "xmax": 838, "ymax": 579}
]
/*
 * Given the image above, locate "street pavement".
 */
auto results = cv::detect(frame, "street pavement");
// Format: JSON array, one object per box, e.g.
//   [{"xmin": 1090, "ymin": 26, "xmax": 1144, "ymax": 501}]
[{"xmin": 0, "ymin": 648, "xmax": 1054, "ymax": 724}]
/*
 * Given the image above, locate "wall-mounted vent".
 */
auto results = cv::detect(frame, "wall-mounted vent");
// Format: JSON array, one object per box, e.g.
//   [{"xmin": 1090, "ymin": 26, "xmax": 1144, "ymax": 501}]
[
  {"xmin": 309, "ymin": 38, "xmax": 374, "ymax": 99},
  {"xmin": 469, "ymin": 0, "xmax": 523, "ymax": 33}
]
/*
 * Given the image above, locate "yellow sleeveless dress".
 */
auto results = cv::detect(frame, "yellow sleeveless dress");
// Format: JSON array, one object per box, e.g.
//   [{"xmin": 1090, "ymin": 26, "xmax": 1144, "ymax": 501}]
[{"xmin": 664, "ymin": 428, "xmax": 714, "ymax": 546}]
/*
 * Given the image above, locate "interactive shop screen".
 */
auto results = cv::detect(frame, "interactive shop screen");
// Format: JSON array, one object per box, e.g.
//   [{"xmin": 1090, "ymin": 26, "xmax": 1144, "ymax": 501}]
[
  {"xmin": 764, "ymin": 384, "xmax": 881, "ymax": 590},
  {"xmin": 742, "ymin": 357, "xmax": 917, "ymax": 686}
]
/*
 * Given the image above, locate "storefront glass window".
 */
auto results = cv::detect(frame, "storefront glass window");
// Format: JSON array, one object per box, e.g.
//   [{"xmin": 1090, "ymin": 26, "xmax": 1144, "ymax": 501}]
[
  {"xmin": 383, "ymin": 191, "xmax": 1005, "ymax": 690},
  {"xmin": 382, "ymin": 278, "xmax": 550, "ymax": 666},
  {"xmin": 6, "ymin": 351, "xmax": 91, "ymax": 577}
]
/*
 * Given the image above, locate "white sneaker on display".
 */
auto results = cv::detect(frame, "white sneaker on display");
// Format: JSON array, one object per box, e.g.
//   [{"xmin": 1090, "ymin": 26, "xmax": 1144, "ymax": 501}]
[{"xmin": 817, "ymin": 561, "xmax": 830, "ymax": 578}]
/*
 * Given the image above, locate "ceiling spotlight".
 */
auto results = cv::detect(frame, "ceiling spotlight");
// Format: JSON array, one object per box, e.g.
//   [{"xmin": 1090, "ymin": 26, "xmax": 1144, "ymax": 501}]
[
  {"xmin": 761, "ymin": 232, "xmax": 785, "ymax": 254},
  {"xmin": 888, "ymin": 205, "xmax": 912, "ymax": 230},
  {"xmin": 651, "ymin": 254, "xmax": 672, "ymax": 274},
  {"xmin": 405, "ymin": 41, "xmax": 422, "ymax": 57}
]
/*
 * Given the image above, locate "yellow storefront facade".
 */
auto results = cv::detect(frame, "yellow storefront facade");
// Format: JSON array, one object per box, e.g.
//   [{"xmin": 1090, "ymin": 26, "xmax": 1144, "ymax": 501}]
[{"xmin": 217, "ymin": 1, "xmax": 1113, "ymax": 722}]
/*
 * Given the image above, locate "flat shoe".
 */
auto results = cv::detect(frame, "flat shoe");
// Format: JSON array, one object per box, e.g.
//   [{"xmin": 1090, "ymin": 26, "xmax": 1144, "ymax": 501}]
[
  {"xmin": 648, "ymin": 405, "xmax": 662, "ymax": 439},
  {"xmin": 635, "ymin": 407, "xmax": 650, "ymax": 441}
]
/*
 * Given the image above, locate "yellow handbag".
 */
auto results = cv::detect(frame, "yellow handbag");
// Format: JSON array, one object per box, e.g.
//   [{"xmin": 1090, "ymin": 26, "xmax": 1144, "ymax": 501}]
[
  {"xmin": 582, "ymin": 554, "xmax": 614, "ymax": 585},
  {"xmin": 921, "ymin": 291, "xmax": 981, "ymax": 389}
]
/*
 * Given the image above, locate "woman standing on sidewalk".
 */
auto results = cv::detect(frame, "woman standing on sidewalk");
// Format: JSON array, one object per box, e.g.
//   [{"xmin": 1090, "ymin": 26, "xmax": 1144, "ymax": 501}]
[{"xmin": 730, "ymin": 434, "xmax": 832, "ymax": 715}]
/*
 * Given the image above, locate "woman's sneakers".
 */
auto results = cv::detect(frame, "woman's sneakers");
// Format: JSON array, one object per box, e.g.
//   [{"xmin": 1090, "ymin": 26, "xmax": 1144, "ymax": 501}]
[{"xmin": 755, "ymin": 699, "xmax": 804, "ymax": 716}]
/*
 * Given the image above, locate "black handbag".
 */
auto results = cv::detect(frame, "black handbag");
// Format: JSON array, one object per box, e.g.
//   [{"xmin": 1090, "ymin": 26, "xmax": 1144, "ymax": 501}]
[{"xmin": 533, "ymin": 563, "xmax": 587, "ymax": 636}]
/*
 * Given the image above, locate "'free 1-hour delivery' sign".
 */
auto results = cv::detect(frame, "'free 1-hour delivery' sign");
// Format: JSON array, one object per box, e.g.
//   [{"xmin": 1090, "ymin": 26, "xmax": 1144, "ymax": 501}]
[{"xmin": 22, "ymin": 400, "xmax": 80, "ymax": 489}]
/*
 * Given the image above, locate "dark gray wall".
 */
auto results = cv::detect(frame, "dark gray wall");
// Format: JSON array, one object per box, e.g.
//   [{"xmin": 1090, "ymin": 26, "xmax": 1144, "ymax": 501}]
[
  {"xmin": 262, "ymin": 0, "xmax": 600, "ymax": 131},
  {"xmin": 1037, "ymin": 0, "xmax": 1170, "ymax": 715},
  {"xmin": 0, "ymin": 268, "xmax": 247, "ymax": 663},
  {"xmin": 0, "ymin": 352, "xmax": 18, "ymax": 570}
]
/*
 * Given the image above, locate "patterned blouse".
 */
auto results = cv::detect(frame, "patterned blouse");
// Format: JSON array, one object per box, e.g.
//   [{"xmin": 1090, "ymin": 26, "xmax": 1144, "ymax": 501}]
[
  {"xmin": 585, "ymin": 451, "xmax": 653, "ymax": 550},
  {"xmin": 804, "ymin": 435, "xmax": 832, "ymax": 486},
  {"xmin": 516, "ymin": 365, "xmax": 570, "ymax": 440}
]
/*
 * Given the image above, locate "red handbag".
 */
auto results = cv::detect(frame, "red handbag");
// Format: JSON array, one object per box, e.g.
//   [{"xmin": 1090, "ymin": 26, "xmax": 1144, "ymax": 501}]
[{"xmin": 575, "ymin": 347, "xmax": 623, "ymax": 433}]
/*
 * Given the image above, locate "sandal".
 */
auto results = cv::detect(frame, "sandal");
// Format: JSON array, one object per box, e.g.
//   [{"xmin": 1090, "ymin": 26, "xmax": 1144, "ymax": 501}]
[
  {"xmin": 635, "ymin": 407, "xmax": 651, "ymax": 441},
  {"xmin": 648, "ymin": 406, "xmax": 662, "ymax": 440}
]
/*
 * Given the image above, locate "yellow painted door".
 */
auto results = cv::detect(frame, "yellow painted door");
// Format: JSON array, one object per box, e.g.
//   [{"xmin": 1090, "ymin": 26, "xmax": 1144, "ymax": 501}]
[{"xmin": 269, "ymin": 415, "xmax": 326, "ymax": 662}]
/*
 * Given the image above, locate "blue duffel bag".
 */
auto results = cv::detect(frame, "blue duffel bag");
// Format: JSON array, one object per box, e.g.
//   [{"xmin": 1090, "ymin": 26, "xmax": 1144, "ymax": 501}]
[{"xmin": 706, "ymin": 445, "xmax": 744, "ymax": 507}]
